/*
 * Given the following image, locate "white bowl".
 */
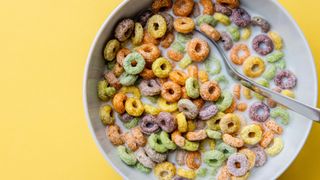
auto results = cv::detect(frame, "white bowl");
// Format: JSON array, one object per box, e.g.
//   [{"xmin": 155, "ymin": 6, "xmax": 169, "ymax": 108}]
[{"xmin": 83, "ymin": 0, "xmax": 318, "ymax": 179}]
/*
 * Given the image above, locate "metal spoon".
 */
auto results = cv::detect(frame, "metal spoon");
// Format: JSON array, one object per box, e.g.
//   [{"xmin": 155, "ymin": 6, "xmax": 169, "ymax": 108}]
[{"xmin": 195, "ymin": 28, "xmax": 320, "ymax": 122}]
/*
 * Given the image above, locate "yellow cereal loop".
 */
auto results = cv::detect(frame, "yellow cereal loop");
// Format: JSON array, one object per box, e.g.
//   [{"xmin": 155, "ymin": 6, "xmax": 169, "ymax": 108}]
[
  {"xmin": 143, "ymin": 103, "xmax": 160, "ymax": 115},
  {"xmin": 241, "ymin": 27, "xmax": 252, "ymax": 40},
  {"xmin": 265, "ymin": 137, "xmax": 284, "ymax": 156},
  {"xmin": 125, "ymin": 97, "xmax": 144, "ymax": 116},
  {"xmin": 207, "ymin": 112, "xmax": 225, "ymax": 131},
  {"xmin": 157, "ymin": 97, "xmax": 178, "ymax": 112},
  {"xmin": 200, "ymin": 139, "xmax": 215, "ymax": 152},
  {"xmin": 239, "ymin": 149, "xmax": 256, "ymax": 169},
  {"xmin": 176, "ymin": 112, "xmax": 188, "ymax": 133},
  {"xmin": 268, "ymin": 31, "xmax": 283, "ymax": 50},
  {"xmin": 187, "ymin": 120, "xmax": 196, "ymax": 132},
  {"xmin": 177, "ymin": 168, "xmax": 196, "ymax": 179},
  {"xmin": 243, "ymin": 56, "xmax": 265, "ymax": 78},
  {"xmin": 152, "ymin": 57, "xmax": 172, "ymax": 78},
  {"xmin": 119, "ymin": 86, "xmax": 141, "ymax": 98},
  {"xmin": 219, "ymin": 113, "xmax": 241, "ymax": 134},
  {"xmin": 240, "ymin": 124, "xmax": 263, "ymax": 145},
  {"xmin": 242, "ymin": 86, "xmax": 252, "ymax": 100},
  {"xmin": 281, "ymin": 89, "xmax": 295, "ymax": 99},
  {"xmin": 199, "ymin": 70, "xmax": 209, "ymax": 83},
  {"xmin": 154, "ymin": 162, "xmax": 176, "ymax": 180}
]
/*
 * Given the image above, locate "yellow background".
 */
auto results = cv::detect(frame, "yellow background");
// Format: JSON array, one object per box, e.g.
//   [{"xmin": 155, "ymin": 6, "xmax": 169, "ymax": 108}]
[{"xmin": 0, "ymin": 0, "xmax": 319, "ymax": 179}]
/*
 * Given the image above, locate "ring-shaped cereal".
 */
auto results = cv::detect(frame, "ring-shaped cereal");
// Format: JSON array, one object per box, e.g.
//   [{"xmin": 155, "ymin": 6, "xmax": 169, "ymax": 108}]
[
  {"xmin": 147, "ymin": 14, "xmax": 167, "ymax": 39},
  {"xmin": 104, "ymin": 39, "xmax": 120, "ymax": 61},
  {"xmin": 135, "ymin": 148, "xmax": 156, "ymax": 168},
  {"xmin": 117, "ymin": 145, "xmax": 137, "ymax": 166},
  {"xmin": 219, "ymin": 113, "xmax": 241, "ymax": 134},
  {"xmin": 107, "ymin": 124, "xmax": 124, "ymax": 145},
  {"xmin": 161, "ymin": 81, "xmax": 182, "ymax": 103},
  {"xmin": 206, "ymin": 129, "xmax": 222, "ymax": 139},
  {"xmin": 216, "ymin": 0, "xmax": 239, "ymax": 9},
  {"xmin": 185, "ymin": 77, "xmax": 200, "ymax": 99},
  {"xmin": 148, "ymin": 133, "xmax": 168, "ymax": 153},
  {"xmin": 264, "ymin": 119, "xmax": 283, "ymax": 135},
  {"xmin": 226, "ymin": 153, "xmax": 249, "ymax": 177},
  {"xmin": 123, "ymin": 117, "xmax": 140, "ymax": 129},
  {"xmin": 113, "ymin": 63, "xmax": 124, "ymax": 77},
  {"xmin": 154, "ymin": 162, "xmax": 176, "ymax": 180},
  {"xmin": 230, "ymin": 44, "xmax": 250, "ymax": 65},
  {"xmin": 240, "ymin": 124, "xmax": 263, "ymax": 145},
  {"xmin": 160, "ymin": 131, "xmax": 177, "ymax": 150},
  {"xmin": 268, "ymin": 31, "xmax": 283, "ymax": 50},
  {"xmin": 143, "ymin": 31, "xmax": 160, "ymax": 45},
  {"xmin": 177, "ymin": 168, "xmax": 196, "ymax": 179},
  {"xmin": 122, "ymin": 132, "xmax": 138, "ymax": 151},
  {"xmin": 270, "ymin": 107, "xmax": 290, "ymax": 125},
  {"xmin": 214, "ymin": 13, "xmax": 231, "ymax": 26},
  {"xmin": 136, "ymin": 43, "xmax": 161, "ymax": 64},
  {"xmin": 200, "ymin": 23, "xmax": 221, "ymax": 41},
  {"xmin": 249, "ymin": 102, "xmax": 270, "ymax": 122},
  {"xmin": 216, "ymin": 91, "xmax": 233, "ymax": 111},
  {"xmin": 274, "ymin": 70, "xmax": 297, "ymax": 90},
  {"xmin": 199, "ymin": 70, "xmax": 209, "ymax": 83},
  {"xmin": 112, "ymin": 92, "xmax": 127, "ymax": 114},
  {"xmin": 178, "ymin": 99, "xmax": 199, "ymax": 119},
  {"xmin": 144, "ymin": 104, "xmax": 160, "ymax": 115},
  {"xmin": 174, "ymin": 17, "xmax": 195, "ymax": 34},
  {"xmin": 265, "ymin": 137, "xmax": 284, "ymax": 156},
  {"xmin": 239, "ymin": 148, "xmax": 256, "ymax": 170},
  {"xmin": 99, "ymin": 105, "xmax": 115, "ymax": 125},
  {"xmin": 243, "ymin": 56, "xmax": 265, "ymax": 78},
  {"xmin": 200, "ymin": 0, "xmax": 214, "ymax": 15},
  {"xmin": 123, "ymin": 52, "xmax": 146, "ymax": 75},
  {"xmin": 155, "ymin": 98, "xmax": 177, "ymax": 113},
  {"xmin": 169, "ymin": 70, "xmax": 187, "ymax": 86},
  {"xmin": 173, "ymin": 0, "xmax": 194, "ymax": 17},
  {"xmin": 125, "ymin": 97, "xmax": 144, "ymax": 117},
  {"xmin": 131, "ymin": 22, "xmax": 143, "ymax": 45},
  {"xmin": 131, "ymin": 127, "xmax": 147, "ymax": 147},
  {"xmin": 144, "ymin": 144, "xmax": 168, "ymax": 163},
  {"xmin": 135, "ymin": 162, "xmax": 151, "ymax": 174},
  {"xmin": 119, "ymin": 86, "xmax": 141, "ymax": 98},
  {"xmin": 200, "ymin": 80, "xmax": 221, "ymax": 101},
  {"xmin": 224, "ymin": 97, "xmax": 237, "ymax": 113},
  {"xmin": 140, "ymin": 67, "xmax": 155, "ymax": 80},
  {"xmin": 181, "ymin": 140, "xmax": 199, "ymax": 151},
  {"xmin": 260, "ymin": 130, "xmax": 274, "ymax": 148},
  {"xmin": 140, "ymin": 115, "xmax": 160, "ymax": 135},
  {"xmin": 216, "ymin": 142, "xmax": 237, "ymax": 158},
  {"xmin": 139, "ymin": 79, "xmax": 161, "ymax": 96},
  {"xmin": 172, "ymin": 130, "xmax": 186, "ymax": 147},
  {"xmin": 186, "ymin": 129, "xmax": 207, "ymax": 141},
  {"xmin": 116, "ymin": 48, "xmax": 131, "ymax": 66},
  {"xmin": 222, "ymin": 134, "xmax": 244, "ymax": 148},
  {"xmin": 187, "ymin": 38, "xmax": 210, "ymax": 62},
  {"xmin": 157, "ymin": 112, "xmax": 177, "ymax": 133},
  {"xmin": 161, "ymin": 32, "xmax": 175, "ymax": 48},
  {"xmin": 119, "ymin": 73, "xmax": 138, "ymax": 86},
  {"xmin": 187, "ymin": 65, "xmax": 198, "ymax": 79},
  {"xmin": 176, "ymin": 112, "xmax": 188, "ymax": 133},
  {"xmin": 152, "ymin": 57, "xmax": 172, "ymax": 78},
  {"xmin": 206, "ymin": 112, "xmax": 225, "ymax": 131},
  {"xmin": 199, "ymin": 139, "xmax": 216, "ymax": 152},
  {"xmin": 199, "ymin": 104, "xmax": 218, "ymax": 120},
  {"xmin": 203, "ymin": 150, "xmax": 225, "ymax": 167},
  {"xmin": 252, "ymin": 34, "xmax": 274, "ymax": 56},
  {"xmin": 115, "ymin": 19, "xmax": 135, "ymax": 42},
  {"xmin": 176, "ymin": 149, "xmax": 187, "ymax": 166},
  {"xmin": 167, "ymin": 49, "xmax": 184, "ymax": 62}
]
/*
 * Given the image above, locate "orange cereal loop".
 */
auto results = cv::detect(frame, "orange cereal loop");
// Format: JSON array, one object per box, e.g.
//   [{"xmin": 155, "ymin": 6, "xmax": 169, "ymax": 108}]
[
  {"xmin": 200, "ymin": 23, "xmax": 221, "ymax": 41},
  {"xmin": 116, "ymin": 48, "xmax": 131, "ymax": 66},
  {"xmin": 192, "ymin": 98, "xmax": 205, "ymax": 110},
  {"xmin": 167, "ymin": 49, "xmax": 184, "ymax": 62},
  {"xmin": 106, "ymin": 125, "xmax": 124, "ymax": 146},
  {"xmin": 230, "ymin": 44, "xmax": 250, "ymax": 65},
  {"xmin": 135, "ymin": 43, "xmax": 161, "ymax": 64},
  {"xmin": 152, "ymin": 0, "xmax": 172, "ymax": 12},
  {"xmin": 157, "ymin": 78, "xmax": 168, "ymax": 86},
  {"xmin": 187, "ymin": 38, "xmax": 210, "ymax": 62},
  {"xmin": 161, "ymin": 32, "xmax": 175, "ymax": 48},
  {"xmin": 222, "ymin": 133, "xmax": 244, "ymax": 148},
  {"xmin": 113, "ymin": 63, "xmax": 124, "ymax": 77},
  {"xmin": 131, "ymin": 127, "xmax": 147, "ymax": 147},
  {"xmin": 217, "ymin": 165, "xmax": 231, "ymax": 180},
  {"xmin": 173, "ymin": 0, "xmax": 194, "ymax": 17},
  {"xmin": 187, "ymin": 65, "xmax": 198, "ymax": 79},
  {"xmin": 267, "ymin": 98, "xmax": 277, "ymax": 108},
  {"xmin": 264, "ymin": 119, "xmax": 283, "ymax": 135},
  {"xmin": 140, "ymin": 67, "xmax": 155, "ymax": 80},
  {"xmin": 233, "ymin": 84, "xmax": 241, "ymax": 100},
  {"xmin": 200, "ymin": 80, "xmax": 221, "ymax": 101},
  {"xmin": 236, "ymin": 102, "xmax": 248, "ymax": 112},
  {"xmin": 174, "ymin": 17, "xmax": 195, "ymax": 34},
  {"xmin": 200, "ymin": 0, "xmax": 214, "ymax": 15},
  {"xmin": 112, "ymin": 92, "xmax": 127, "ymax": 114},
  {"xmin": 260, "ymin": 130, "xmax": 274, "ymax": 148},
  {"xmin": 216, "ymin": 0, "xmax": 240, "ymax": 9},
  {"xmin": 161, "ymin": 81, "xmax": 182, "ymax": 103},
  {"xmin": 143, "ymin": 31, "xmax": 160, "ymax": 45},
  {"xmin": 122, "ymin": 132, "xmax": 138, "ymax": 151},
  {"xmin": 169, "ymin": 70, "xmax": 188, "ymax": 86},
  {"xmin": 172, "ymin": 130, "xmax": 186, "ymax": 147},
  {"xmin": 186, "ymin": 130, "xmax": 207, "ymax": 141},
  {"xmin": 186, "ymin": 151, "xmax": 202, "ymax": 170},
  {"xmin": 198, "ymin": 70, "xmax": 209, "ymax": 83},
  {"xmin": 181, "ymin": 86, "xmax": 190, "ymax": 99},
  {"xmin": 224, "ymin": 97, "xmax": 237, "ymax": 113}
]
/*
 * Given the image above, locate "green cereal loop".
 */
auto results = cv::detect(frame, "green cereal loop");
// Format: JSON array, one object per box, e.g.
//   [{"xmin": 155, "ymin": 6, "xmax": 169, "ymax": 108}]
[
  {"xmin": 254, "ymin": 79, "xmax": 269, "ymax": 100},
  {"xmin": 197, "ymin": 168, "xmax": 207, "ymax": 177},
  {"xmin": 148, "ymin": 133, "xmax": 168, "ymax": 153},
  {"xmin": 152, "ymin": 57, "xmax": 172, "ymax": 78},
  {"xmin": 271, "ymin": 107, "xmax": 290, "ymax": 125},
  {"xmin": 215, "ymin": 142, "xmax": 236, "ymax": 159},
  {"xmin": 179, "ymin": 55, "xmax": 192, "ymax": 69},
  {"xmin": 97, "ymin": 80, "xmax": 109, "ymax": 101},
  {"xmin": 104, "ymin": 39, "xmax": 120, "ymax": 61},
  {"xmin": 117, "ymin": 145, "xmax": 137, "ymax": 166},
  {"xmin": 136, "ymin": 162, "xmax": 151, "ymax": 174},
  {"xmin": 123, "ymin": 52, "xmax": 146, "ymax": 75},
  {"xmin": 227, "ymin": 26, "xmax": 240, "ymax": 42},
  {"xmin": 205, "ymin": 57, "xmax": 222, "ymax": 75},
  {"xmin": 105, "ymin": 87, "xmax": 116, "ymax": 97},
  {"xmin": 213, "ymin": 13, "xmax": 231, "ymax": 26},
  {"xmin": 120, "ymin": 72, "xmax": 138, "ymax": 86},
  {"xmin": 206, "ymin": 129, "xmax": 222, "ymax": 139},
  {"xmin": 146, "ymin": 95, "xmax": 159, "ymax": 104},
  {"xmin": 214, "ymin": 75, "xmax": 229, "ymax": 89},
  {"xmin": 207, "ymin": 112, "xmax": 225, "ymax": 131},
  {"xmin": 203, "ymin": 150, "xmax": 225, "ymax": 167},
  {"xmin": 262, "ymin": 64, "xmax": 277, "ymax": 81},
  {"xmin": 241, "ymin": 27, "xmax": 252, "ymax": 40},
  {"xmin": 216, "ymin": 91, "xmax": 233, "ymax": 111},
  {"xmin": 131, "ymin": 22, "xmax": 144, "ymax": 45},
  {"xmin": 107, "ymin": 60, "xmax": 116, "ymax": 70},
  {"xmin": 276, "ymin": 59, "xmax": 286, "ymax": 69},
  {"xmin": 185, "ymin": 77, "xmax": 200, "ymax": 99},
  {"xmin": 265, "ymin": 51, "xmax": 284, "ymax": 63},
  {"xmin": 181, "ymin": 140, "xmax": 199, "ymax": 151},
  {"xmin": 171, "ymin": 41, "xmax": 185, "ymax": 53},
  {"xmin": 160, "ymin": 131, "xmax": 177, "ymax": 150},
  {"xmin": 177, "ymin": 33, "xmax": 192, "ymax": 43},
  {"xmin": 197, "ymin": 15, "xmax": 217, "ymax": 27},
  {"xmin": 123, "ymin": 118, "xmax": 140, "ymax": 129},
  {"xmin": 147, "ymin": 14, "xmax": 167, "ymax": 39}
]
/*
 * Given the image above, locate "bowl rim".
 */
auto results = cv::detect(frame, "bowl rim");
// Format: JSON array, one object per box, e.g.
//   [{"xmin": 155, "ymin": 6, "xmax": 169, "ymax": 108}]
[{"xmin": 82, "ymin": 0, "xmax": 318, "ymax": 179}]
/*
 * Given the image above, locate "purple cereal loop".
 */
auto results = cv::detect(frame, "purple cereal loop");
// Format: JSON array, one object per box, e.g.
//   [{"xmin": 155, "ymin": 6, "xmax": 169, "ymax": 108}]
[
  {"xmin": 176, "ymin": 149, "xmax": 187, "ymax": 166},
  {"xmin": 144, "ymin": 144, "xmax": 168, "ymax": 163},
  {"xmin": 115, "ymin": 19, "xmax": 135, "ymax": 42},
  {"xmin": 251, "ymin": 16, "xmax": 271, "ymax": 33},
  {"xmin": 140, "ymin": 114, "xmax": 160, "ymax": 135},
  {"xmin": 274, "ymin": 70, "xmax": 297, "ymax": 89},
  {"xmin": 157, "ymin": 112, "xmax": 177, "ymax": 133},
  {"xmin": 196, "ymin": 120, "xmax": 206, "ymax": 130},
  {"xmin": 251, "ymin": 146, "xmax": 267, "ymax": 167},
  {"xmin": 231, "ymin": 8, "xmax": 251, "ymax": 28},
  {"xmin": 220, "ymin": 32, "xmax": 233, "ymax": 51},
  {"xmin": 227, "ymin": 153, "xmax": 249, "ymax": 177},
  {"xmin": 139, "ymin": 79, "xmax": 161, "ymax": 96},
  {"xmin": 178, "ymin": 99, "xmax": 199, "ymax": 120},
  {"xmin": 215, "ymin": 3, "xmax": 232, "ymax": 16},
  {"xmin": 249, "ymin": 102, "xmax": 270, "ymax": 122},
  {"xmin": 120, "ymin": 113, "xmax": 134, "ymax": 123},
  {"xmin": 199, "ymin": 104, "xmax": 218, "ymax": 120},
  {"xmin": 137, "ymin": 10, "xmax": 154, "ymax": 27},
  {"xmin": 252, "ymin": 34, "xmax": 274, "ymax": 56}
]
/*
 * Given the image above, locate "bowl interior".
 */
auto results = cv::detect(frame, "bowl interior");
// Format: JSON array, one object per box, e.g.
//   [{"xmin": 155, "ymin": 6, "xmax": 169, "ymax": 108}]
[{"xmin": 84, "ymin": 0, "xmax": 316, "ymax": 179}]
